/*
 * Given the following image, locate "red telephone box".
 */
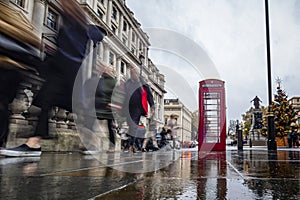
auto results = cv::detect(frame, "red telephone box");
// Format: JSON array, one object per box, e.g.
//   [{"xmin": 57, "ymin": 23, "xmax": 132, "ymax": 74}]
[{"xmin": 198, "ymin": 79, "xmax": 226, "ymax": 151}]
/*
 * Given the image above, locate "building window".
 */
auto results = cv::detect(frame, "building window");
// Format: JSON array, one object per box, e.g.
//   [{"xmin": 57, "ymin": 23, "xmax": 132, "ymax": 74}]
[
  {"xmin": 123, "ymin": 20, "xmax": 127, "ymax": 32},
  {"xmin": 131, "ymin": 46, "xmax": 135, "ymax": 55},
  {"xmin": 120, "ymin": 61, "xmax": 125, "ymax": 74},
  {"xmin": 139, "ymin": 41, "xmax": 143, "ymax": 51},
  {"xmin": 97, "ymin": 8, "xmax": 104, "ymax": 20},
  {"xmin": 46, "ymin": 9, "xmax": 58, "ymax": 30},
  {"xmin": 112, "ymin": 6, "xmax": 117, "ymax": 21},
  {"xmin": 111, "ymin": 24, "xmax": 117, "ymax": 34},
  {"xmin": 132, "ymin": 32, "xmax": 136, "ymax": 42},
  {"xmin": 109, "ymin": 52, "xmax": 115, "ymax": 66},
  {"xmin": 12, "ymin": 0, "xmax": 24, "ymax": 7},
  {"xmin": 122, "ymin": 37, "xmax": 127, "ymax": 45}
]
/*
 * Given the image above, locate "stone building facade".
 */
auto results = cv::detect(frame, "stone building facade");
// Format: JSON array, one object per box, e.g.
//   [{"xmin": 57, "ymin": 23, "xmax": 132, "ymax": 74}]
[
  {"xmin": 164, "ymin": 98, "xmax": 192, "ymax": 144},
  {"xmin": 288, "ymin": 96, "xmax": 300, "ymax": 125},
  {"xmin": 5, "ymin": 0, "xmax": 165, "ymax": 151}
]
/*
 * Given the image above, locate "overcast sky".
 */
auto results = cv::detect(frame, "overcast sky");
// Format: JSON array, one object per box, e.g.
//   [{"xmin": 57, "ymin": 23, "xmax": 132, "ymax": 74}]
[{"xmin": 126, "ymin": 0, "xmax": 300, "ymax": 121}]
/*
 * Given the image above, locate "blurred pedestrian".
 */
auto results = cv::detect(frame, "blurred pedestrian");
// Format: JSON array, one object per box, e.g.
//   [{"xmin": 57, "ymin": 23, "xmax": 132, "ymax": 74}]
[
  {"xmin": 122, "ymin": 66, "xmax": 155, "ymax": 153},
  {"xmin": 141, "ymin": 118, "xmax": 159, "ymax": 152},
  {"xmin": 159, "ymin": 127, "xmax": 170, "ymax": 148},
  {"xmin": 0, "ymin": 69, "xmax": 23, "ymax": 149},
  {"xmin": 0, "ymin": 0, "xmax": 106, "ymax": 157},
  {"xmin": 287, "ymin": 130, "xmax": 292, "ymax": 148},
  {"xmin": 0, "ymin": 0, "xmax": 41, "ymax": 149},
  {"xmin": 83, "ymin": 65, "xmax": 118, "ymax": 153},
  {"xmin": 292, "ymin": 130, "xmax": 298, "ymax": 148},
  {"xmin": 167, "ymin": 114, "xmax": 179, "ymax": 149}
]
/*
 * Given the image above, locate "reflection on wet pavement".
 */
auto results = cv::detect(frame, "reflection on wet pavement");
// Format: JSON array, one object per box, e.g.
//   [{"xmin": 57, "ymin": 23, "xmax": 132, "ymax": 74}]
[{"xmin": 0, "ymin": 149, "xmax": 299, "ymax": 199}]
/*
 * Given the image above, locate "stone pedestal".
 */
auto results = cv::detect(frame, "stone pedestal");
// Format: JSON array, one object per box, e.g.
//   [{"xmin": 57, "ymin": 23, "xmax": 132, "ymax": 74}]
[{"xmin": 251, "ymin": 109, "xmax": 263, "ymax": 140}]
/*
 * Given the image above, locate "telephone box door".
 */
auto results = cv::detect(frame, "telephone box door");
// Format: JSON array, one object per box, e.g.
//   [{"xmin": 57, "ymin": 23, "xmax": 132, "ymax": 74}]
[{"xmin": 198, "ymin": 79, "xmax": 226, "ymax": 151}]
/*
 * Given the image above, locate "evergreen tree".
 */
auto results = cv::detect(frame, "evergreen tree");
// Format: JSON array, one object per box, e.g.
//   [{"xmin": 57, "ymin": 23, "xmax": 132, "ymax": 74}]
[
  {"xmin": 263, "ymin": 82, "xmax": 298, "ymax": 138},
  {"xmin": 242, "ymin": 107, "xmax": 253, "ymax": 136}
]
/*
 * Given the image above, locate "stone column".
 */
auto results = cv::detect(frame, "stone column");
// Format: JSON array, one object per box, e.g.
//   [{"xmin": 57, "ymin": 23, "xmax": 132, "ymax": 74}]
[
  {"xmin": 106, "ymin": 0, "xmax": 112, "ymax": 27},
  {"xmin": 103, "ymin": 42, "xmax": 110, "ymax": 64},
  {"xmin": 128, "ymin": 28, "xmax": 132, "ymax": 49},
  {"xmin": 118, "ymin": 14, "xmax": 124, "ymax": 39},
  {"xmin": 116, "ymin": 56, "xmax": 121, "ymax": 81},
  {"xmin": 92, "ymin": 0, "xmax": 97, "ymax": 10},
  {"xmin": 98, "ymin": 42, "xmax": 104, "ymax": 60},
  {"xmin": 32, "ymin": 0, "xmax": 46, "ymax": 38},
  {"xmin": 80, "ymin": 41, "xmax": 93, "ymax": 84},
  {"xmin": 67, "ymin": 113, "xmax": 77, "ymax": 130},
  {"xmin": 9, "ymin": 86, "xmax": 28, "ymax": 126},
  {"xmin": 55, "ymin": 108, "xmax": 68, "ymax": 129}
]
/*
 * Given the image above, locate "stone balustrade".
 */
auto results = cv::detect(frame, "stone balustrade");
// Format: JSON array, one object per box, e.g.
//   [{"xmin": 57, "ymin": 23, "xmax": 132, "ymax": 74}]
[{"xmin": 6, "ymin": 71, "xmax": 121, "ymax": 152}]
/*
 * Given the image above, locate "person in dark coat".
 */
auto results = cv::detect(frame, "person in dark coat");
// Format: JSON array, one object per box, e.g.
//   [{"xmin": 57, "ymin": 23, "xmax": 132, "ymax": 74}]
[
  {"xmin": 0, "ymin": 68, "xmax": 23, "ymax": 149},
  {"xmin": 0, "ymin": 0, "xmax": 107, "ymax": 157},
  {"xmin": 122, "ymin": 66, "xmax": 155, "ymax": 153},
  {"xmin": 83, "ymin": 66, "xmax": 118, "ymax": 152},
  {"xmin": 159, "ymin": 127, "xmax": 169, "ymax": 148}
]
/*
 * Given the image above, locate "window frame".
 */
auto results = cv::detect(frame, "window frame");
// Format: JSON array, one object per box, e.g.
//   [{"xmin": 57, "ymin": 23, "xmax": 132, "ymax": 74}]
[
  {"xmin": 11, "ymin": 0, "xmax": 25, "ymax": 8},
  {"xmin": 46, "ymin": 8, "xmax": 59, "ymax": 31},
  {"xmin": 109, "ymin": 52, "xmax": 115, "ymax": 66},
  {"xmin": 111, "ymin": 6, "xmax": 118, "ymax": 21}
]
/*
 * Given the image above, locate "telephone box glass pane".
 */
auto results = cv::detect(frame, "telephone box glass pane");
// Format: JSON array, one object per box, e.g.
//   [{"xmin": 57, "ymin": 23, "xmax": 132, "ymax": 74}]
[{"xmin": 204, "ymin": 92, "xmax": 221, "ymax": 143}]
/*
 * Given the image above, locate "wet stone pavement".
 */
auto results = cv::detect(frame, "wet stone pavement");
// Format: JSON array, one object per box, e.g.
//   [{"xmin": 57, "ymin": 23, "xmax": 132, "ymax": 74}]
[{"xmin": 0, "ymin": 147, "xmax": 300, "ymax": 200}]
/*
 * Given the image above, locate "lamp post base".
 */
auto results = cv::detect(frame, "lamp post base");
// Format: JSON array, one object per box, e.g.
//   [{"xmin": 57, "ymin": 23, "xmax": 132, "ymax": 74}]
[
  {"xmin": 267, "ymin": 139, "xmax": 277, "ymax": 151},
  {"xmin": 267, "ymin": 114, "xmax": 277, "ymax": 151}
]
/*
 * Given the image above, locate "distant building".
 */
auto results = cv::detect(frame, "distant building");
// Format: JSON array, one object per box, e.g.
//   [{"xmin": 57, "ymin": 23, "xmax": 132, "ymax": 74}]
[
  {"xmin": 191, "ymin": 110, "xmax": 199, "ymax": 141},
  {"xmin": 288, "ymin": 96, "xmax": 300, "ymax": 124},
  {"xmin": 164, "ymin": 99, "xmax": 192, "ymax": 143}
]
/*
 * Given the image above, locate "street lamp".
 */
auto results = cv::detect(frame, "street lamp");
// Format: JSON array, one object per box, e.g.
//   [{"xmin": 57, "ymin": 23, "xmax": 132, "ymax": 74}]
[
  {"xmin": 264, "ymin": 0, "xmax": 277, "ymax": 150},
  {"xmin": 139, "ymin": 53, "xmax": 145, "ymax": 78}
]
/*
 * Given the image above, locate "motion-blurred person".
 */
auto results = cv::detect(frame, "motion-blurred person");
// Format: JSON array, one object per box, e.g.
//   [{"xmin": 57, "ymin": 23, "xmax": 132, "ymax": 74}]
[
  {"xmin": 167, "ymin": 114, "xmax": 179, "ymax": 149},
  {"xmin": 122, "ymin": 66, "xmax": 155, "ymax": 153},
  {"xmin": 0, "ymin": 0, "xmax": 106, "ymax": 157},
  {"xmin": 0, "ymin": 0, "xmax": 41, "ymax": 149},
  {"xmin": 83, "ymin": 65, "xmax": 119, "ymax": 153},
  {"xmin": 141, "ymin": 118, "xmax": 159, "ymax": 152},
  {"xmin": 159, "ymin": 127, "xmax": 170, "ymax": 148}
]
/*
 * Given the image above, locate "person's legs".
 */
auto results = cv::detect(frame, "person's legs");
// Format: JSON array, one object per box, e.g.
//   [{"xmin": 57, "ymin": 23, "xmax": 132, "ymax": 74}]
[
  {"xmin": 107, "ymin": 119, "xmax": 116, "ymax": 152},
  {"xmin": 127, "ymin": 111, "xmax": 141, "ymax": 153},
  {"xmin": 0, "ymin": 68, "xmax": 23, "ymax": 148},
  {"xmin": 0, "ymin": 105, "xmax": 48, "ymax": 156},
  {"xmin": 136, "ymin": 137, "xmax": 143, "ymax": 151},
  {"xmin": 128, "ymin": 123, "xmax": 138, "ymax": 150},
  {"xmin": 150, "ymin": 132, "xmax": 159, "ymax": 150},
  {"xmin": 142, "ymin": 137, "xmax": 149, "ymax": 150},
  {"xmin": 25, "ymin": 107, "xmax": 50, "ymax": 148},
  {"xmin": 0, "ymin": 102, "xmax": 9, "ymax": 148}
]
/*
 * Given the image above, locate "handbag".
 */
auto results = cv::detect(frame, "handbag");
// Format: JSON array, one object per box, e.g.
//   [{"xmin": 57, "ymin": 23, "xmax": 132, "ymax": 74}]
[{"xmin": 136, "ymin": 124, "xmax": 146, "ymax": 138}]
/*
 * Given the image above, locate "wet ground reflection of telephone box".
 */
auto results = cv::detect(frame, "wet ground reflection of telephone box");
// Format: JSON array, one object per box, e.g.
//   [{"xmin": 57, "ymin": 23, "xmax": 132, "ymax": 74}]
[
  {"xmin": 197, "ymin": 152, "xmax": 227, "ymax": 199},
  {"xmin": 198, "ymin": 79, "xmax": 226, "ymax": 151}
]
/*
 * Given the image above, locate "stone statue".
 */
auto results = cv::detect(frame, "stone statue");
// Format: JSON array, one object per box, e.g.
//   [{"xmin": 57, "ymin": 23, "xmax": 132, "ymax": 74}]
[{"xmin": 251, "ymin": 96, "xmax": 262, "ymax": 109}]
